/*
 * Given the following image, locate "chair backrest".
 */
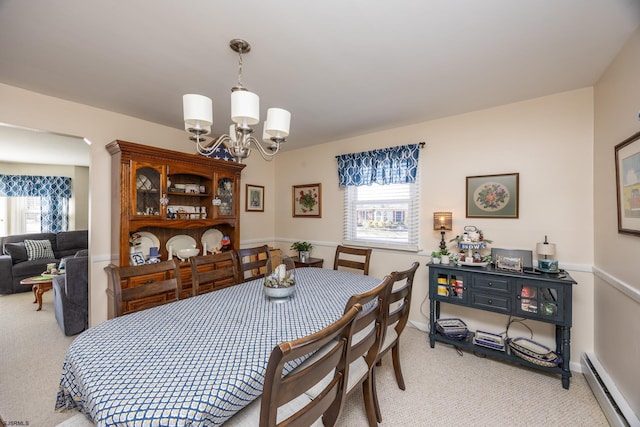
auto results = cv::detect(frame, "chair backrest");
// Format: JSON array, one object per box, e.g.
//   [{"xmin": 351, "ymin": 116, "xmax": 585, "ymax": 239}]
[
  {"xmin": 189, "ymin": 251, "xmax": 239, "ymax": 296},
  {"xmin": 333, "ymin": 245, "xmax": 372, "ymax": 275},
  {"xmin": 104, "ymin": 259, "xmax": 182, "ymax": 318},
  {"xmin": 343, "ymin": 275, "xmax": 393, "ymax": 367},
  {"xmin": 260, "ymin": 304, "xmax": 363, "ymax": 427},
  {"xmin": 387, "ymin": 262, "xmax": 419, "ymax": 335},
  {"xmin": 237, "ymin": 245, "xmax": 271, "ymax": 282}
]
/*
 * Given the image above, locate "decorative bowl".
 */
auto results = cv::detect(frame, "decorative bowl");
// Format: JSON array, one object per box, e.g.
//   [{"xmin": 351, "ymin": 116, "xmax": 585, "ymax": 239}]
[
  {"xmin": 177, "ymin": 247, "xmax": 199, "ymax": 260},
  {"xmin": 263, "ymin": 255, "xmax": 296, "ymax": 302}
]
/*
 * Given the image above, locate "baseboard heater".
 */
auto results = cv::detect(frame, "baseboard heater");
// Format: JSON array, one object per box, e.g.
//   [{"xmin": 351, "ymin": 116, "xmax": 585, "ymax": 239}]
[{"xmin": 581, "ymin": 353, "xmax": 639, "ymax": 427}]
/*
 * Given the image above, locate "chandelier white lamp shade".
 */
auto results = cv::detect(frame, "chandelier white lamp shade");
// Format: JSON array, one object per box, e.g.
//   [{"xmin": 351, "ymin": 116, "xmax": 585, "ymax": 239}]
[
  {"xmin": 183, "ymin": 94, "xmax": 213, "ymax": 142},
  {"xmin": 182, "ymin": 39, "xmax": 291, "ymax": 162}
]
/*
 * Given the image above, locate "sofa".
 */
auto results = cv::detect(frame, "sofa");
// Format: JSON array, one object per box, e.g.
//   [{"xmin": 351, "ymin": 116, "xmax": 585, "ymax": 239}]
[
  {"xmin": 0, "ymin": 230, "xmax": 88, "ymax": 294},
  {"xmin": 53, "ymin": 249, "xmax": 89, "ymax": 335}
]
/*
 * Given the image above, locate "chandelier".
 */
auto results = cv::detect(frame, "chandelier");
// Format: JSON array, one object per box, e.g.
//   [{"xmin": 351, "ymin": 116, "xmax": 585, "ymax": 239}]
[{"xmin": 182, "ymin": 39, "xmax": 291, "ymax": 163}]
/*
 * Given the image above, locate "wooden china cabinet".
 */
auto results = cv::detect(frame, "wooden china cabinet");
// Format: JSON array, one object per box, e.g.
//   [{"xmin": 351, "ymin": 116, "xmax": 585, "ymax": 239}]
[{"xmin": 106, "ymin": 140, "xmax": 245, "ymax": 317}]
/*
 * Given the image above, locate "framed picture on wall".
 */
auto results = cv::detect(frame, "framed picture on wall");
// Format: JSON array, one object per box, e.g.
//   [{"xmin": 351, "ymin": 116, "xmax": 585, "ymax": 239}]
[
  {"xmin": 466, "ymin": 173, "xmax": 519, "ymax": 218},
  {"xmin": 615, "ymin": 131, "xmax": 640, "ymax": 235},
  {"xmin": 245, "ymin": 184, "xmax": 264, "ymax": 212},
  {"xmin": 292, "ymin": 183, "xmax": 322, "ymax": 217}
]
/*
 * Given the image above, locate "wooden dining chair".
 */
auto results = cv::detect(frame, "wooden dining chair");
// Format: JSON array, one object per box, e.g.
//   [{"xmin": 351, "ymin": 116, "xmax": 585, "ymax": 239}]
[
  {"xmin": 189, "ymin": 251, "xmax": 239, "ymax": 296},
  {"xmin": 299, "ymin": 275, "xmax": 392, "ymax": 427},
  {"xmin": 225, "ymin": 304, "xmax": 363, "ymax": 427},
  {"xmin": 104, "ymin": 259, "xmax": 182, "ymax": 318},
  {"xmin": 237, "ymin": 244, "xmax": 271, "ymax": 282},
  {"xmin": 372, "ymin": 261, "xmax": 419, "ymax": 422},
  {"xmin": 333, "ymin": 245, "xmax": 373, "ymax": 275}
]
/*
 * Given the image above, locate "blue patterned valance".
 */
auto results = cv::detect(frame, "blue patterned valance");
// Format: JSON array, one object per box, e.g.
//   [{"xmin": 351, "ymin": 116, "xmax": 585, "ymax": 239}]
[
  {"xmin": 0, "ymin": 174, "xmax": 72, "ymax": 232},
  {"xmin": 0, "ymin": 174, "xmax": 72, "ymax": 198},
  {"xmin": 336, "ymin": 144, "xmax": 421, "ymax": 187}
]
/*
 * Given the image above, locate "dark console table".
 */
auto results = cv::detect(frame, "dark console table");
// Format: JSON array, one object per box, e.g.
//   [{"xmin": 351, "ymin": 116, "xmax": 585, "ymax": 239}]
[{"xmin": 428, "ymin": 263, "xmax": 576, "ymax": 389}]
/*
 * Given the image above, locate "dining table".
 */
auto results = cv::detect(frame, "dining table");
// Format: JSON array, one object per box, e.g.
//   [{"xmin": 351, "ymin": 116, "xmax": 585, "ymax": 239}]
[{"xmin": 55, "ymin": 267, "xmax": 383, "ymax": 426}]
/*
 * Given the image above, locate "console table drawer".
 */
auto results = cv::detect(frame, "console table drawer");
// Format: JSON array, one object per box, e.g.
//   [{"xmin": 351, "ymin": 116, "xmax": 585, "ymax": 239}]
[
  {"xmin": 471, "ymin": 276, "xmax": 509, "ymax": 292},
  {"xmin": 470, "ymin": 292, "xmax": 510, "ymax": 312}
]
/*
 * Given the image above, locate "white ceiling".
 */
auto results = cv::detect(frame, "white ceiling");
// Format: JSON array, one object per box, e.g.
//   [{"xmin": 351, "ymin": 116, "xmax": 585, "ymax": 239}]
[
  {"xmin": 0, "ymin": 123, "xmax": 90, "ymax": 166},
  {"xmin": 0, "ymin": 0, "xmax": 639, "ymax": 153}
]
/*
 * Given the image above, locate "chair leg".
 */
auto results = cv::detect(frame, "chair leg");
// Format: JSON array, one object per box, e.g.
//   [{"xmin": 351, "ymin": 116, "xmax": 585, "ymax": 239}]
[
  {"xmin": 372, "ymin": 365, "xmax": 382, "ymax": 422},
  {"xmin": 362, "ymin": 374, "xmax": 379, "ymax": 427},
  {"xmin": 391, "ymin": 343, "xmax": 406, "ymax": 390}
]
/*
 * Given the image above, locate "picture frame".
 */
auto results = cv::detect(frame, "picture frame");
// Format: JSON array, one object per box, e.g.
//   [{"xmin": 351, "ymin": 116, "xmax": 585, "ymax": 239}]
[
  {"xmin": 129, "ymin": 251, "xmax": 146, "ymax": 266},
  {"xmin": 245, "ymin": 184, "xmax": 264, "ymax": 212},
  {"xmin": 615, "ymin": 131, "xmax": 640, "ymax": 235},
  {"xmin": 292, "ymin": 183, "xmax": 322, "ymax": 218},
  {"xmin": 466, "ymin": 173, "xmax": 519, "ymax": 218},
  {"xmin": 495, "ymin": 255, "xmax": 523, "ymax": 272}
]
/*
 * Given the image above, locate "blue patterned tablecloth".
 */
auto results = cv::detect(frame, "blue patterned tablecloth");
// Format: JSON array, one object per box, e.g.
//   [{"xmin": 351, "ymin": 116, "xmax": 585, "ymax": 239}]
[{"xmin": 55, "ymin": 268, "xmax": 382, "ymax": 426}]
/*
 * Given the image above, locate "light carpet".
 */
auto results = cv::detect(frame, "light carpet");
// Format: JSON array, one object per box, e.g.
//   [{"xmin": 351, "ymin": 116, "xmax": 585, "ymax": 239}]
[{"xmin": 0, "ymin": 291, "xmax": 607, "ymax": 426}]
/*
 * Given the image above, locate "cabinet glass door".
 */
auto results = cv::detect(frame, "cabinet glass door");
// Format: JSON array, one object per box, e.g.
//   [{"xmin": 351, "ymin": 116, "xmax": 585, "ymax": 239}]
[
  {"xmin": 435, "ymin": 272, "xmax": 465, "ymax": 301},
  {"xmin": 134, "ymin": 164, "xmax": 162, "ymax": 217},
  {"xmin": 216, "ymin": 176, "xmax": 234, "ymax": 217},
  {"xmin": 518, "ymin": 284, "xmax": 560, "ymax": 319}
]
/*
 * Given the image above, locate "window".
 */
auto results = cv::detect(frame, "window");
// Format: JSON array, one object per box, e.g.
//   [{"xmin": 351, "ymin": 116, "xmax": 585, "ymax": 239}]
[
  {"xmin": 343, "ymin": 179, "xmax": 420, "ymax": 251},
  {"xmin": 0, "ymin": 196, "xmax": 42, "ymax": 235},
  {"xmin": 337, "ymin": 143, "xmax": 422, "ymax": 251}
]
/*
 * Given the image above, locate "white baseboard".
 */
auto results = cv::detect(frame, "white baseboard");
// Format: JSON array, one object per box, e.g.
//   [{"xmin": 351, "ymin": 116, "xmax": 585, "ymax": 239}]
[{"xmin": 582, "ymin": 352, "xmax": 640, "ymax": 427}]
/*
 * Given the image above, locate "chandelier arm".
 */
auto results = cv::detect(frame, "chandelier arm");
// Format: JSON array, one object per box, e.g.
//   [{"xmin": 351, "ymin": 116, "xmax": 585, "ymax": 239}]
[
  {"xmin": 195, "ymin": 135, "xmax": 228, "ymax": 156},
  {"xmin": 247, "ymin": 135, "xmax": 279, "ymax": 161}
]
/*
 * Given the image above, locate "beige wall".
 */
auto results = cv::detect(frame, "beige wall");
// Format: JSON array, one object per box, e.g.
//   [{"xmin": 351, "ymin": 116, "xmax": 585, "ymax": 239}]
[
  {"xmin": 0, "ymin": 162, "xmax": 89, "ymax": 230},
  {"xmin": 272, "ymin": 88, "xmax": 595, "ymax": 369},
  {"xmin": 593, "ymin": 28, "xmax": 640, "ymax": 413}
]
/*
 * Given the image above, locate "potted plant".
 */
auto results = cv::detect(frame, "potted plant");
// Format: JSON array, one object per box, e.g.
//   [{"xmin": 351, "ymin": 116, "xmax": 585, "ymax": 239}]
[
  {"xmin": 440, "ymin": 248, "xmax": 451, "ymax": 264},
  {"xmin": 291, "ymin": 241, "xmax": 313, "ymax": 263},
  {"xmin": 430, "ymin": 251, "xmax": 441, "ymax": 264}
]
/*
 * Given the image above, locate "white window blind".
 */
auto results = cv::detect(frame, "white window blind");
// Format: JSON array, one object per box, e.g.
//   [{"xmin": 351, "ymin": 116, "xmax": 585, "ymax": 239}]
[{"xmin": 343, "ymin": 178, "xmax": 420, "ymax": 252}]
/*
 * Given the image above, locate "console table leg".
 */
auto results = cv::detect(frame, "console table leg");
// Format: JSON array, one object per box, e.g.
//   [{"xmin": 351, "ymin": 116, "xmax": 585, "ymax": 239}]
[{"xmin": 561, "ymin": 326, "xmax": 571, "ymax": 389}]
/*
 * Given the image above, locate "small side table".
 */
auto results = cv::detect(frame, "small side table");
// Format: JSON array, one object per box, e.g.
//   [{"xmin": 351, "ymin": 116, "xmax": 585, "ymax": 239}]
[
  {"xmin": 291, "ymin": 256, "xmax": 324, "ymax": 268},
  {"xmin": 20, "ymin": 276, "xmax": 54, "ymax": 311}
]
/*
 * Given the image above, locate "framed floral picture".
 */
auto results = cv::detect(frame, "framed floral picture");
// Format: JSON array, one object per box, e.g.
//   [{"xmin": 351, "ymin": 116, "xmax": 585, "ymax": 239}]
[
  {"xmin": 293, "ymin": 183, "xmax": 322, "ymax": 217},
  {"xmin": 466, "ymin": 173, "xmax": 519, "ymax": 218},
  {"xmin": 615, "ymin": 131, "xmax": 640, "ymax": 235},
  {"xmin": 245, "ymin": 184, "xmax": 264, "ymax": 212}
]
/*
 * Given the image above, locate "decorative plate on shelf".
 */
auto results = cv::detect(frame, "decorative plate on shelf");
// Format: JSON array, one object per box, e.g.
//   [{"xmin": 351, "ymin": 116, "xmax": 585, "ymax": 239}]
[
  {"xmin": 135, "ymin": 231, "xmax": 160, "ymax": 259},
  {"xmin": 201, "ymin": 228, "xmax": 224, "ymax": 252},
  {"xmin": 166, "ymin": 234, "xmax": 197, "ymax": 256}
]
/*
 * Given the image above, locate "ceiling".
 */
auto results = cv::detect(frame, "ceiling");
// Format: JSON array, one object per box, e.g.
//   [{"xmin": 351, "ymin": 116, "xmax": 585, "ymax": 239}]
[
  {"xmin": 1, "ymin": 0, "xmax": 639, "ymax": 153},
  {"xmin": 0, "ymin": 123, "xmax": 90, "ymax": 166}
]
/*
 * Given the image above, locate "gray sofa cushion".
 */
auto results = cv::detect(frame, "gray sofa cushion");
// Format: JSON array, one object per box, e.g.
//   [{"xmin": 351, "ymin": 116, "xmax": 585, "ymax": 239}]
[
  {"xmin": 56, "ymin": 230, "xmax": 88, "ymax": 258},
  {"xmin": 4, "ymin": 242, "xmax": 28, "ymax": 264}
]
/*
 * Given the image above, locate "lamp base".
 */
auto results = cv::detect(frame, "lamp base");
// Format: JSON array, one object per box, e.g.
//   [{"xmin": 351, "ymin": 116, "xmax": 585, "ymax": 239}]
[{"xmin": 537, "ymin": 259, "xmax": 559, "ymax": 272}]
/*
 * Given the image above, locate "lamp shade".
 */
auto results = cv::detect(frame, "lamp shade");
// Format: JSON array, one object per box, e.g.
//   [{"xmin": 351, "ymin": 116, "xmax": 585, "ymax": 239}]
[
  {"xmin": 183, "ymin": 94, "xmax": 213, "ymax": 131},
  {"xmin": 536, "ymin": 242, "xmax": 556, "ymax": 257},
  {"xmin": 264, "ymin": 108, "xmax": 291, "ymax": 138},
  {"xmin": 231, "ymin": 90, "xmax": 259, "ymax": 126},
  {"xmin": 433, "ymin": 212, "xmax": 452, "ymax": 231}
]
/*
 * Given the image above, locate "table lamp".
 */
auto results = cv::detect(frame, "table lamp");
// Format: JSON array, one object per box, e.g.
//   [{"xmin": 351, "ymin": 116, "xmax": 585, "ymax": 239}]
[
  {"xmin": 433, "ymin": 212, "xmax": 452, "ymax": 251},
  {"xmin": 536, "ymin": 235, "xmax": 558, "ymax": 272}
]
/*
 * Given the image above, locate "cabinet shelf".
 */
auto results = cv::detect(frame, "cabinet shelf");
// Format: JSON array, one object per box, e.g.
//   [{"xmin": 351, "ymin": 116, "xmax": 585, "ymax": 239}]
[
  {"xmin": 167, "ymin": 191, "xmax": 211, "ymax": 197},
  {"xmin": 432, "ymin": 331, "xmax": 564, "ymax": 375}
]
